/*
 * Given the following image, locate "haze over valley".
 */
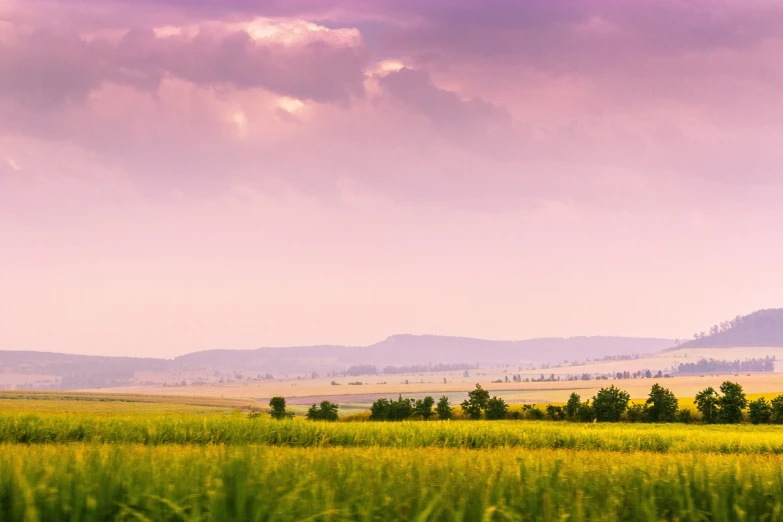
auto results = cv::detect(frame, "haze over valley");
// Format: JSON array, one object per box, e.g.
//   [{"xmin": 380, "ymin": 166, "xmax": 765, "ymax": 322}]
[{"xmin": 3, "ymin": 310, "xmax": 782, "ymax": 408}]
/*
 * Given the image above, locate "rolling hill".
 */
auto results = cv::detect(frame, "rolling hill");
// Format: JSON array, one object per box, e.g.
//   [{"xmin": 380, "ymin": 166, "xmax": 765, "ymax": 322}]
[
  {"xmin": 173, "ymin": 335, "xmax": 675, "ymax": 373},
  {"xmin": 5, "ymin": 308, "xmax": 782, "ymax": 391},
  {"xmin": 676, "ymin": 309, "xmax": 783, "ymax": 348},
  {"xmin": 1, "ymin": 335, "xmax": 674, "ymax": 389}
]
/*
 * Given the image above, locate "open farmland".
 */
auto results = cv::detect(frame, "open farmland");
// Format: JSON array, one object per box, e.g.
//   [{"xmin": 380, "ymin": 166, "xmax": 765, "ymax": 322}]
[
  {"xmin": 78, "ymin": 371, "xmax": 783, "ymax": 414},
  {"xmin": 4, "ymin": 409, "xmax": 783, "ymax": 452},
  {"xmin": 2, "ymin": 394, "xmax": 783, "ymax": 520}
]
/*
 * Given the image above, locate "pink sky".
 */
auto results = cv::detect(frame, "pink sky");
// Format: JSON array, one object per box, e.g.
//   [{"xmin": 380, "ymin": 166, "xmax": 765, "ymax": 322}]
[{"xmin": 1, "ymin": 0, "xmax": 782, "ymax": 357}]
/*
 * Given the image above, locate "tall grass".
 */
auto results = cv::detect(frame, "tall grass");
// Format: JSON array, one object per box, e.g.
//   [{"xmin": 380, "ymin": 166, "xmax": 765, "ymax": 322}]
[
  {"xmin": 2, "ymin": 445, "xmax": 783, "ymax": 521},
  {"xmin": 3, "ymin": 412, "xmax": 783, "ymax": 453}
]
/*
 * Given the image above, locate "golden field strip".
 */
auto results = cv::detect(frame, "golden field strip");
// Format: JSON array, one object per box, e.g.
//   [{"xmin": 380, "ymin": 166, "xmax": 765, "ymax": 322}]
[
  {"xmin": 3, "ymin": 445, "xmax": 783, "ymax": 521},
  {"xmin": 3, "ymin": 409, "xmax": 783, "ymax": 453},
  {"xmin": 3, "ymin": 391, "xmax": 783, "ymax": 520}
]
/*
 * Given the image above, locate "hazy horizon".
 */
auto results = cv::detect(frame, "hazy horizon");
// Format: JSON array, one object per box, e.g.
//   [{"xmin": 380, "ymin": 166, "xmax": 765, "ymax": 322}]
[
  {"xmin": 2, "ymin": 0, "xmax": 783, "ymax": 358},
  {"xmin": 2, "ymin": 331, "xmax": 680, "ymax": 359}
]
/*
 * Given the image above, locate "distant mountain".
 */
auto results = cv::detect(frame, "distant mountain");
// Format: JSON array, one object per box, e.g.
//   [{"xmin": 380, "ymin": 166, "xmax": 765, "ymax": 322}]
[
  {"xmin": 0, "ymin": 351, "xmax": 170, "ymax": 389},
  {"xmin": 368, "ymin": 335, "xmax": 672, "ymax": 367},
  {"xmin": 677, "ymin": 309, "xmax": 783, "ymax": 348},
  {"xmin": 5, "ymin": 309, "xmax": 782, "ymax": 390},
  {"xmin": 174, "ymin": 335, "xmax": 675, "ymax": 373},
  {"xmin": 1, "ymin": 335, "xmax": 675, "ymax": 389}
]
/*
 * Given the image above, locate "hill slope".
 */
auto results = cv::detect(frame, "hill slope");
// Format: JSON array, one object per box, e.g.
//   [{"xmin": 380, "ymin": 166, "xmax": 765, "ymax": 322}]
[
  {"xmin": 2, "ymin": 335, "xmax": 675, "ymax": 389},
  {"xmin": 677, "ymin": 309, "xmax": 783, "ymax": 348},
  {"xmin": 174, "ymin": 335, "xmax": 675, "ymax": 373}
]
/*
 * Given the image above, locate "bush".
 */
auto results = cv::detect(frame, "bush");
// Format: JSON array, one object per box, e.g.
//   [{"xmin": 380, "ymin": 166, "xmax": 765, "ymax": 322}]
[
  {"xmin": 565, "ymin": 393, "xmax": 581, "ymax": 420},
  {"xmin": 522, "ymin": 404, "xmax": 545, "ymax": 420},
  {"xmin": 694, "ymin": 387, "xmax": 719, "ymax": 423},
  {"xmin": 485, "ymin": 397, "xmax": 509, "ymax": 420},
  {"xmin": 625, "ymin": 403, "xmax": 646, "ymax": 423},
  {"xmin": 718, "ymin": 381, "xmax": 747, "ymax": 424},
  {"xmin": 592, "ymin": 386, "xmax": 630, "ymax": 422},
  {"xmin": 772, "ymin": 395, "xmax": 783, "ymax": 424},
  {"xmin": 545, "ymin": 405, "xmax": 565, "ymax": 421},
  {"xmin": 748, "ymin": 397, "xmax": 772, "ymax": 425},
  {"xmin": 269, "ymin": 396, "xmax": 289, "ymax": 420},
  {"xmin": 306, "ymin": 401, "xmax": 339, "ymax": 421},
  {"xmin": 675, "ymin": 409, "xmax": 692, "ymax": 424},
  {"xmin": 414, "ymin": 396, "xmax": 435, "ymax": 420},
  {"xmin": 461, "ymin": 384, "xmax": 490, "ymax": 420},
  {"xmin": 370, "ymin": 396, "xmax": 414, "ymax": 421},
  {"xmin": 644, "ymin": 384, "xmax": 678, "ymax": 423},
  {"xmin": 369, "ymin": 398, "xmax": 393, "ymax": 421},
  {"xmin": 577, "ymin": 401, "xmax": 595, "ymax": 422},
  {"xmin": 694, "ymin": 382, "xmax": 748, "ymax": 424},
  {"xmin": 436, "ymin": 396, "xmax": 453, "ymax": 420}
]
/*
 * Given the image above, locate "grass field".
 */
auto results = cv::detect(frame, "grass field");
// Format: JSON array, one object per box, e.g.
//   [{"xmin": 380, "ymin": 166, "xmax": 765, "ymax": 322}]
[
  {"xmin": 3, "ymin": 395, "xmax": 783, "ymax": 520},
  {"xmin": 4, "ymin": 412, "xmax": 783, "ymax": 453},
  {"xmin": 3, "ymin": 445, "xmax": 783, "ymax": 521},
  {"xmin": 0, "ymin": 391, "xmax": 253, "ymax": 413}
]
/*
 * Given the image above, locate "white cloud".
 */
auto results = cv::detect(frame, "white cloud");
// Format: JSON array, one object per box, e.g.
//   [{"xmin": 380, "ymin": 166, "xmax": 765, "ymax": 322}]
[
  {"xmin": 232, "ymin": 111, "xmax": 248, "ymax": 137},
  {"xmin": 238, "ymin": 18, "xmax": 362, "ymax": 47},
  {"xmin": 6, "ymin": 157, "xmax": 20, "ymax": 170},
  {"xmin": 378, "ymin": 60, "xmax": 406, "ymax": 74},
  {"xmin": 276, "ymin": 96, "xmax": 305, "ymax": 113}
]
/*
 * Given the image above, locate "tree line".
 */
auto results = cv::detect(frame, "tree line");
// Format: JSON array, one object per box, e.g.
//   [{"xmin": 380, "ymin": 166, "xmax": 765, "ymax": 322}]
[
  {"xmin": 676, "ymin": 357, "xmax": 775, "ymax": 374},
  {"xmin": 261, "ymin": 382, "xmax": 783, "ymax": 424},
  {"xmin": 344, "ymin": 363, "xmax": 478, "ymax": 377},
  {"xmin": 681, "ymin": 309, "xmax": 783, "ymax": 348}
]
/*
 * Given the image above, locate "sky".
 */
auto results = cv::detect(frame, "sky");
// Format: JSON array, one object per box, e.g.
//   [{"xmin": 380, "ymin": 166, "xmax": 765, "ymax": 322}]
[{"xmin": 1, "ymin": 0, "xmax": 783, "ymax": 358}]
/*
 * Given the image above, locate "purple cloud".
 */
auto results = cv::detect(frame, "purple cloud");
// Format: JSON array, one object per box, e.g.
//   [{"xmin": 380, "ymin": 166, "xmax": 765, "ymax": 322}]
[{"xmin": 0, "ymin": 22, "xmax": 368, "ymax": 109}]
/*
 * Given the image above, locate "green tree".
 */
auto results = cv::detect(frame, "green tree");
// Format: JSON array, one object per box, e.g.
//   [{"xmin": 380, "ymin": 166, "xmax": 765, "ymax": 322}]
[
  {"xmin": 369, "ymin": 398, "xmax": 392, "ymax": 421},
  {"xmin": 771, "ymin": 395, "xmax": 783, "ymax": 424},
  {"xmin": 390, "ymin": 395, "xmax": 414, "ymax": 421},
  {"xmin": 436, "ymin": 396, "xmax": 453, "ymax": 420},
  {"xmin": 371, "ymin": 396, "xmax": 415, "ymax": 421},
  {"xmin": 577, "ymin": 401, "xmax": 594, "ymax": 422},
  {"xmin": 592, "ymin": 385, "xmax": 630, "ymax": 422},
  {"xmin": 306, "ymin": 400, "xmax": 339, "ymax": 421},
  {"xmin": 644, "ymin": 383, "xmax": 678, "ymax": 423},
  {"xmin": 675, "ymin": 409, "xmax": 692, "ymax": 423},
  {"xmin": 545, "ymin": 404, "xmax": 565, "ymax": 421},
  {"xmin": 268, "ymin": 396, "xmax": 288, "ymax": 420},
  {"xmin": 748, "ymin": 397, "xmax": 772, "ymax": 424},
  {"xmin": 565, "ymin": 392, "xmax": 581, "ymax": 420},
  {"xmin": 522, "ymin": 404, "xmax": 545, "ymax": 420},
  {"xmin": 625, "ymin": 403, "xmax": 646, "ymax": 422},
  {"xmin": 694, "ymin": 387, "xmax": 719, "ymax": 423},
  {"xmin": 484, "ymin": 396, "xmax": 509, "ymax": 420},
  {"xmin": 717, "ymin": 381, "xmax": 747, "ymax": 424},
  {"xmin": 414, "ymin": 396, "xmax": 435, "ymax": 420},
  {"xmin": 461, "ymin": 383, "xmax": 490, "ymax": 419}
]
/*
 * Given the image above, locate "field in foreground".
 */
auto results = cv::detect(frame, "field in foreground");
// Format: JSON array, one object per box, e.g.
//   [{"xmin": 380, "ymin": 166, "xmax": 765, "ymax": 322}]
[
  {"xmin": 4, "ymin": 412, "xmax": 783, "ymax": 453},
  {"xmin": 3, "ymin": 397, "xmax": 783, "ymax": 521},
  {"xmin": 3, "ymin": 445, "xmax": 783, "ymax": 521}
]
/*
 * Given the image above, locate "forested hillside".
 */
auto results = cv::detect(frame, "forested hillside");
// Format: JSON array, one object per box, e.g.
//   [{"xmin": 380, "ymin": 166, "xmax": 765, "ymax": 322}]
[{"xmin": 679, "ymin": 309, "xmax": 783, "ymax": 348}]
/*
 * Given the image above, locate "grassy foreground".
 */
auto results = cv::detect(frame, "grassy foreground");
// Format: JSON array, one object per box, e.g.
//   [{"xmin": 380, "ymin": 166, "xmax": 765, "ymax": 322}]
[
  {"xmin": 3, "ymin": 444, "xmax": 783, "ymax": 521},
  {"xmin": 4, "ymin": 398, "xmax": 783, "ymax": 521},
  {"xmin": 3, "ymin": 412, "xmax": 783, "ymax": 454}
]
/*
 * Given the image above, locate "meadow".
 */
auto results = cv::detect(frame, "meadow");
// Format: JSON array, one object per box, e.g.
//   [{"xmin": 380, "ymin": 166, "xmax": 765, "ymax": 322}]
[
  {"xmin": 3, "ymin": 396, "xmax": 783, "ymax": 521},
  {"xmin": 4, "ymin": 445, "xmax": 783, "ymax": 521},
  {"xmin": 5, "ymin": 411, "xmax": 783, "ymax": 454}
]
